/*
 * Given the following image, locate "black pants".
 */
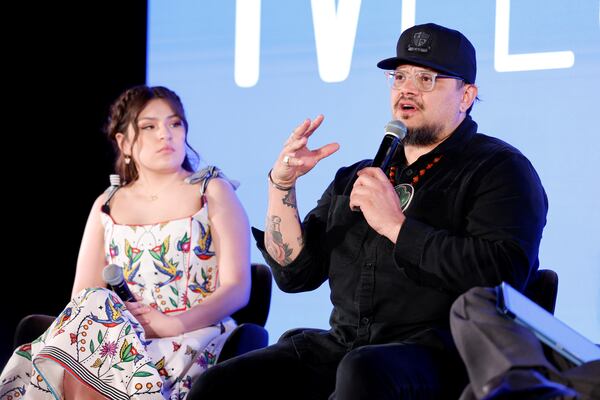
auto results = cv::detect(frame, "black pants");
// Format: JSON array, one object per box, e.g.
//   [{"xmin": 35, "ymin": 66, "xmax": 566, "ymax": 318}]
[
  {"xmin": 188, "ymin": 330, "xmax": 467, "ymax": 400},
  {"xmin": 450, "ymin": 287, "xmax": 600, "ymax": 399}
]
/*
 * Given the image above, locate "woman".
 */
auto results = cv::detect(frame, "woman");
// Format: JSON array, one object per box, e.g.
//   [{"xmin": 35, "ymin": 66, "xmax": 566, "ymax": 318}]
[{"xmin": 0, "ymin": 86, "xmax": 251, "ymax": 399}]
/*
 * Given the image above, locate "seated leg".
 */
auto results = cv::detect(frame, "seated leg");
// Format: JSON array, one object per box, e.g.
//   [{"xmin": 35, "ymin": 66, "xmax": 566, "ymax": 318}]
[
  {"xmin": 63, "ymin": 372, "xmax": 108, "ymax": 400},
  {"xmin": 188, "ymin": 337, "xmax": 338, "ymax": 400},
  {"xmin": 450, "ymin": 287, "xmax": 581, "ymax": 399},
  {"xmin": 331, "ymin": 342, "xmax": 467, "ymax": 400}
]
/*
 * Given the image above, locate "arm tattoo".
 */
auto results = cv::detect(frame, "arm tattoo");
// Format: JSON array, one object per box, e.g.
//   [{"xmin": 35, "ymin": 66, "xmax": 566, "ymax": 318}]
[
  {"xmin": 282, "ymin": 187, "xmax": 297, "ymax": 209},
  {"xmin": 265, "ymin": 215, "xmax": 294, "ymax": 266}
]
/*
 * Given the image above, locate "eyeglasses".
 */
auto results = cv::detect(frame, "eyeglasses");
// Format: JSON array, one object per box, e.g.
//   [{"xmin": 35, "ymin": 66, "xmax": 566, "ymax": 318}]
[{"xmin": 384, "ymin": 70, "xmax": 463, "ymax": 92}]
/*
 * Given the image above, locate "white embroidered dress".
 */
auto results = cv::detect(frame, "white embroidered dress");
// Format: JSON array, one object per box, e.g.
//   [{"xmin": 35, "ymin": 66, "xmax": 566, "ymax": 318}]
[{"xmin": 0, "ymin": 168, "xmax": 236, "ymax": 400}]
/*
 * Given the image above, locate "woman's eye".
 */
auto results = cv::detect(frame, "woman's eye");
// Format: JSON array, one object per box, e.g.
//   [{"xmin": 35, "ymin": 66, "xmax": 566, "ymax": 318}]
[{"xmin": 140, "ymin": 125, "xmax": 154, "ymax": 130}]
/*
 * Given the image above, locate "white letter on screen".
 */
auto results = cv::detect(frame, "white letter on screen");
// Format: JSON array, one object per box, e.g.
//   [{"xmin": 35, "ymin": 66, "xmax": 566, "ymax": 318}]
[
  {"xmin": 401, "ymin": 0, "xmax": 416, "ymax": 32},
  {"xmin": 311, "ymin": 0, "xmax": 362, "ymax": 83},
  {"xmin": 494, "ymin": 0, "xmax": 574, "ymax": 72},
  {"xmin": 235, "ymin": 0, "xmax": 261, "ymax": 88}
]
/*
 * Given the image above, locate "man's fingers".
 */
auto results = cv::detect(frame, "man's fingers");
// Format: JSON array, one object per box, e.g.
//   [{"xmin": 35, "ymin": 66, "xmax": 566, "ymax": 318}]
[
  {"xmin": 357, "ymin": 167, "xmax": 389, "ymax": 182},
  {"xmin": 303, "ymin": 115, "xmax": 325, "ymax": 138},
  {"xmin": 349, "ymin": 191, "xmax": 369, "ymax": 211},
  {"xmin": 353, "ymin": 174, "xmax": 382, "ymax": 191},
  {"xmin": 280, "ymin": 154, "xmax": 305, "ymax": 167},
  {"xmin": 313, "ymin": 142, "xmax": 340, "ymax": 161},
  {"xmin": 289, "ymin": 118, "xmax": 313, "ymax": 141},
  {"xmin": 286, "ymin": 136, "xmax": 308, "ymax": 152}
]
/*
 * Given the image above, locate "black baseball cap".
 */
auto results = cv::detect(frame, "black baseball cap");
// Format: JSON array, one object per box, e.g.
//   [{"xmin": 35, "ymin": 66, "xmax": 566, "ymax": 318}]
[{"xmin": 377, "ymin": 23, "xmax": 476, "ymax": 84}]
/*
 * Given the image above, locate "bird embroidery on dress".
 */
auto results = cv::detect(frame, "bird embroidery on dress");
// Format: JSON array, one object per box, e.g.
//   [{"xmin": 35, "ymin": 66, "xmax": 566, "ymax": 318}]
[
  {"xmin": 123, "ymin": 261, "xmax": 142, "ymax": 288},
  {"xmin": 90, "ymin": 297, "xmax": 126, "ymax": 328},
  {"xmin": 197, "ymin": 348, "xmax": 217, "ymax": 369},
  {"xmin": 193, "ymin": 222, "xmax": 215, "ymax": 260},
  {"xmin": 154, "ymin": 356, "xmax": 170, "ymax": 379},
  {"xmin": 124, "ymin": 239, "xmax": 144, "ymax": 288},
  {"xmin": 52, "ymin": 307, "xmax": 72, "ymax": 335},
  {"xmin": 188, "ymin": 269, "xmax": 213, "ymax": 297},
  {"xmin": 150, "ymin": 235, "xmax": 183, "ymax": 288}
]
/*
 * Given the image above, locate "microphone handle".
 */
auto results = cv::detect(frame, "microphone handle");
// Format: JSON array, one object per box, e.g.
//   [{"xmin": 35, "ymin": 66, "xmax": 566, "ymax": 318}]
[
  {"xmin": 353, "ymin": 132, "xmax": 401, "ymax": 212},
  {"xmin": 110, "ymin": 280, "xmax": 136, "ymax": 302},
  {"xmin": 372, "ymin": 133, "xmax": 401, "ymax": 171},
  {"xmin": 379, "ymin": 136, "xmax": 400, "ymax": 172}
]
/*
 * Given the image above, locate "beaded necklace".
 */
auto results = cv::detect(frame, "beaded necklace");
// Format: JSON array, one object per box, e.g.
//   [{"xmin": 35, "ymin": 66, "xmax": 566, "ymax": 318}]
[{"xmin": 387, "ymin": 155, "xmax": 443, "ymax": 211}]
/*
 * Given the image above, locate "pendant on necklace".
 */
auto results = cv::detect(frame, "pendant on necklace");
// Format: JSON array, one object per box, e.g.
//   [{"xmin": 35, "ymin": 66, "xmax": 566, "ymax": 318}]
[{"xmin": 394, "ymin": 183, "xmax": 414, "ymax": 211}]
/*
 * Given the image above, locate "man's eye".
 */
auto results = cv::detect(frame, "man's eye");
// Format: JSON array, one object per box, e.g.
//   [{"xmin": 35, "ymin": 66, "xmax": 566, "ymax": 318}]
[
  {"xmin": 395, "ymin": 74, "xmax": 406, "ymax": 81},
  {"xmin": 419, "ymin": 74, "xmax": 433, "ymax": 83}
]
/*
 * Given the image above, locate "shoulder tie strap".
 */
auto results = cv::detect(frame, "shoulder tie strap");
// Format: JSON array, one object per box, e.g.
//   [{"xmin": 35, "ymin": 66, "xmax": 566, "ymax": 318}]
[
  {"xmin": 184, "ymin": 166, "xmax": 240, "ymax": 197},
  {"xmin": 101, "ymin": 174, "xmax": 122, "ymax": 214}
]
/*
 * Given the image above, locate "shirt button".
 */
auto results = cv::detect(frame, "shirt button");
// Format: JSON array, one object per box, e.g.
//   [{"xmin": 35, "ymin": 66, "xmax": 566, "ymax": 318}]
[
  {"xmin": 361, "ymin": 317, "xmax": 370, "ymax": 325},
  {"xmin": 365, "ymin": 263, "xmax": 374, "ymax": 269}
]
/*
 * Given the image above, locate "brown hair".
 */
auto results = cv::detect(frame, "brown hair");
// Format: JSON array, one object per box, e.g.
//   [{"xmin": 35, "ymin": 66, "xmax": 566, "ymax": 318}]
[{"xmin": 105, "ymin": 85, "xmax": 199, "ymax": 184}]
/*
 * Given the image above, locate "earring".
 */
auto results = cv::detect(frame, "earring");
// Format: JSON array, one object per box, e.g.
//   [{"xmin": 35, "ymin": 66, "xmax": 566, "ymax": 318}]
[{"xmin": 124, "ymin": 155, "xmax": 131, "ymax": 165}]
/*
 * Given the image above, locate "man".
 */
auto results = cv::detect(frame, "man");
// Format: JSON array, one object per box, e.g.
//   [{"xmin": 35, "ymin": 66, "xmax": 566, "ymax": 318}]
[{"xmin": 189, "ymin": 22, "xmax": 548, "ymax": 399}]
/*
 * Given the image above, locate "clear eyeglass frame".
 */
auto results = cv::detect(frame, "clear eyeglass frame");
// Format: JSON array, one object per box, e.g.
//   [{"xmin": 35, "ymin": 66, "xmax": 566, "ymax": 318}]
[{"xmin": 384, "ymin": 70, "xmax": 463, "ymax": 92}]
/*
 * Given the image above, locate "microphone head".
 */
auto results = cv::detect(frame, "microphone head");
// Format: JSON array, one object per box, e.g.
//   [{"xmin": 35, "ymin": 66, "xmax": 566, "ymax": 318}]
[
  {"xmin": 384, "ymin": 120, "xmax": 408, "ymax": 140},
  {"xmin": 102, "ymin": 264, "xmax": 125, "ymax": 286}
]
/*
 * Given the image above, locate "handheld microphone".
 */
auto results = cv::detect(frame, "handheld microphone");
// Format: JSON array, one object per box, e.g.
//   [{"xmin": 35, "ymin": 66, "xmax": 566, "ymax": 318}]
[
  {"xmin": 352, "ymin": 120, "xmax": 408, "ymax": 212},
  {"xmin": 103, "ymin": 264, "xmax": 136, "ymax": 302},
  {"xmin": 372, "ymin": 120, "xmax": 408, "ymax": 171}
]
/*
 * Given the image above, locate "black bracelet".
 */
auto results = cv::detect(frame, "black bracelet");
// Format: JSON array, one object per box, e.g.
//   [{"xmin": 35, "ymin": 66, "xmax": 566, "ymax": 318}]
[{"xmin": 268, "ymin": 169, "xmax": 294, "ymax": 191}]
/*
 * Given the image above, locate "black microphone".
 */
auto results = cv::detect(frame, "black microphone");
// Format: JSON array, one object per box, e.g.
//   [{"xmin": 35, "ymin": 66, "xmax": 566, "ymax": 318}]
[
  {"xmin": 103, "ymin": 264, "xmax": 136, "ymax": 302},
  {"xmin": 352, "ymin": 120, "xmax": 408, "ymax": 212},
  {"xmin": 372, "ymin": 120, "xmax": 408, "ymax": 171}
]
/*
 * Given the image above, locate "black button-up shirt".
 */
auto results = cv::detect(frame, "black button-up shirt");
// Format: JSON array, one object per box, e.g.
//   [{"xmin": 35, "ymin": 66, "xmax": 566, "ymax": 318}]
[{"xmin": 253, "ymin": 116, "xmax": 548, "ymax": 350}]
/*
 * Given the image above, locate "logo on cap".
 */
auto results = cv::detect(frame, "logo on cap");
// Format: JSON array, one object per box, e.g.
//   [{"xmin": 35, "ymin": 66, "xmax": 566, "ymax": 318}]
[{"xmin": 407, "ymin": 31, "xmax": 430, "ymax": 54}]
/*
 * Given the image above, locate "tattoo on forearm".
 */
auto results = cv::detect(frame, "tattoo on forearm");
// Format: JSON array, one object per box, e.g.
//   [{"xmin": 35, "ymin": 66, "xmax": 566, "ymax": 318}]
[
  {"xmin": 282, "ymin": 187, "xmax": 297, "ymax": 209},
  {"xmin": 266, "ymin": 215, "xmax": 294, "ymax": 266}
]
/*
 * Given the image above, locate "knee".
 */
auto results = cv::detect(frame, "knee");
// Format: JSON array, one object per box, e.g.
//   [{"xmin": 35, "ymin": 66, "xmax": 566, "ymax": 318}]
[
  {"xmin": 451, "ymin": 287, "xmax": 494, "ymax": 319},
  {"xmin": 336, "ymin": 347, "xmax": 384, "ymax": 385},
  {"xmin": 187, "ymin": 364, "xmax": 227, "ymax": 398},
  {"xmin": 335, "ymin": 346, "xmax": 437, "ymax": 398},
  {"xmin": 72, "ymin": 287, "xmax": 112, "ymax": 302}
]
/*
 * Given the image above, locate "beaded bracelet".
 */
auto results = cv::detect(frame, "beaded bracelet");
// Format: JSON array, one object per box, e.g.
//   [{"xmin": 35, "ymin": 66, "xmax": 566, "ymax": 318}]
[{"xmin": 268, "ymin": 169, "xmax": 294, "ymax": 191}]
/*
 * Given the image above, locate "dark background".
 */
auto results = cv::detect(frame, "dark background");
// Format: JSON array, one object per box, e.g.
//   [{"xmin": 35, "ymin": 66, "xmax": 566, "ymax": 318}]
[{"xmin": 3, "ymin": 1, "xmax": 147, "ymax": 368}]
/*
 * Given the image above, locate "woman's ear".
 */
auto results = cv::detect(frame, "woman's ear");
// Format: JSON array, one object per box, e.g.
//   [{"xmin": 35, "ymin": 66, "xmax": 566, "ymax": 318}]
[{"xmin": 115, "ymin": 132, "xmax": 131, "ymax": 156}]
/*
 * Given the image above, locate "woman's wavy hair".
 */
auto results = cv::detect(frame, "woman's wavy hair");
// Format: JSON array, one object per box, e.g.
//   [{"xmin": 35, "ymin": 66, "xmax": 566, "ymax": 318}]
[{"xmin": 105, "ymin": 85, "xmax": 200, "ymax": 184}]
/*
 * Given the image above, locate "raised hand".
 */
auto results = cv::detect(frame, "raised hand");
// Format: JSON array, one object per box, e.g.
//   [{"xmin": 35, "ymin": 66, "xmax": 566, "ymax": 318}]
[{"xmin": 270, "ymin": 115, "xmax": 340, "ymax": 187}]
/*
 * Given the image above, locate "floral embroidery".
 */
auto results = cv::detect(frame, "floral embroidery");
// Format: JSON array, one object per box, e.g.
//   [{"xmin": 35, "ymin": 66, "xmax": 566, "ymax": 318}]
[
  {"xmin": 0, "ymin": 172, "xmax": 235, "ymax": 399},
  {"xmin": 99, "ymin": 341, "xmax": 117, "ymax": 358}
]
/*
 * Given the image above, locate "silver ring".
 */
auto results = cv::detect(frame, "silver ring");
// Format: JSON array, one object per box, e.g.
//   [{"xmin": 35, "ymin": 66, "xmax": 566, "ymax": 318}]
[{"xmin": 282, "ymin": 155, "xmax": 290, "ymax": 165}]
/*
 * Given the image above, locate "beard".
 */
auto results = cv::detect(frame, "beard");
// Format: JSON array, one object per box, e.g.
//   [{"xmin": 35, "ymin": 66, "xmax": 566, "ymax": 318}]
[
  {"xmin": 402, "ymin": 124, "xmax": 444, "ymax": 146},
  {"xmin": 394, "ymin": 96, "xmax": 444, "ymax": 146}
]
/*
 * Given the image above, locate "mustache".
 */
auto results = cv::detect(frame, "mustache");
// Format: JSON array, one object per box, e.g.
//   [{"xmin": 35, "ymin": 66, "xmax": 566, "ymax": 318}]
[{"xmin": 394, "ymin": 96, "xmax": 424, "ymax": 110}]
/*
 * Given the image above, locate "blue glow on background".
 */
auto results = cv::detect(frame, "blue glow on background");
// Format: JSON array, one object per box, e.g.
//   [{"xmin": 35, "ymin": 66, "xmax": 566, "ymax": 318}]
[{"xmin": 148, "ymin": 0, "xmax": 600, "ymax": 343}]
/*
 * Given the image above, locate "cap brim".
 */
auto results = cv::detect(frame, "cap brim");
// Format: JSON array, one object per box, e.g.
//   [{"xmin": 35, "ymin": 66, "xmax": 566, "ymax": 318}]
[
  {"xmin": 377, "ymin": 57, "xmax": 404, "ymax": 70},
  {"xmin": 376, "ymin": 56, "xmax": 462, "ymax": 80}
]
